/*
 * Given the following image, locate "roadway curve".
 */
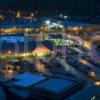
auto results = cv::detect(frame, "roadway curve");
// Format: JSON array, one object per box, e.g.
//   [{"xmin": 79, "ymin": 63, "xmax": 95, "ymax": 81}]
[{"xmin": 90, "ymin": 33, "xmax": 100, "ymax": 61}]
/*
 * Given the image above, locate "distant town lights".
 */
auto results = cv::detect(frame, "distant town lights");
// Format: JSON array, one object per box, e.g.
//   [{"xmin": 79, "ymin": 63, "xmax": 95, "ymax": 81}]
[
  {"xmin": 31, "ymin": 13, "xmax": 34, "ymax": 17},
  {"xmin": 64, "ymin": 16, "xmax": 68, "ymax": 19},
  {"xmin": 16, "ymin": 11, "xmax": 21, "ymax": 18}
]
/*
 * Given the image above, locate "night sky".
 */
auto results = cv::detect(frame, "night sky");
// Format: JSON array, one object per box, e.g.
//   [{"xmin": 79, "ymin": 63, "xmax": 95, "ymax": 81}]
[{"xmin": 0, "ymin": 0, "xmax": 100, "ymax": 14}]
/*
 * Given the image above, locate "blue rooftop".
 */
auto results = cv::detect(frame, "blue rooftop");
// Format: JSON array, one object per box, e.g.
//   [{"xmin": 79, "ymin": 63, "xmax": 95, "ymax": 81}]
[
  {"xmin": 63, "ymin": 21, "xmax": 97, "ymax": 27},
  {"xmin": 13, "ymin": 72, "xmax": 46, "ymax": 88},
  {"xmin": 9, "ymin": 88, "xmax": 31, "ymax": 98},
  {"xmin": 48, "ymin": 34, "xmax": 63, "ymax": 39},
  {"xmin": 0, "ymin": 87, "xmax": 6, "ymax": 100},
  {"xmin": 0, "ymin": 23, "xmax": 42, "ymax": 28},
  {"xmin": 68, "ymin": 85, "xmax": 100, "ymax": 100},
  {"xmin": 35, "ymin": 78, "xmax": 74, "ymax": 93}
]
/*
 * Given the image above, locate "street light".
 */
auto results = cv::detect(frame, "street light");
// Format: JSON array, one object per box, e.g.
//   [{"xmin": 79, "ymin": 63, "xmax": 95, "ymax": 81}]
[
  {"xmin": 45, "ymin": 20, "xmax": 50, "ymax": 25},
  {"xmin": 95, "ymin": 81, "xmax": 100, "ymax": 87},
  {"xmin": 8, "ymin": 70, "xmax": 13, "ymax": 74}
]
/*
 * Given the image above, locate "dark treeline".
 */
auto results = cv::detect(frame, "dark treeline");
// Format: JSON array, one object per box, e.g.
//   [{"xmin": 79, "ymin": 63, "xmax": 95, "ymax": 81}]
[{"xmin": 0, "ymin": 0, "xmax": 100, "ymax": 15}]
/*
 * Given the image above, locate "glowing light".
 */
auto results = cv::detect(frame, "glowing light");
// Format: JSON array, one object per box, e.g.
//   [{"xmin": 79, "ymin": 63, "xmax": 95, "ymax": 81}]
[
  {"xmin": 20, "ymin": 53, "xmax": 31, "ymax": 57},
  {"xmin": 31, "ymin": 13, "xmax": 34, "ymax": 17},
  {"xmin": 64, "ymin": 16, "xmax": 68, "ymax": 19},
  {"xmin": 0, "ymin": 15, "xmax": 4, "ymax": 20},
  {"xmin": 91, "ymin": 96, "xmax": 96, "ymax": 100},
  {"xmin": 73, "ymin": 27, "xmax": 79, "ymax": 31},
  {"xmin": 45, "ymin": 20, "xmax": 50, "ymax": 25},
  {"xmin": 95, "ymin": 81, "xmax": 100, "ymax": 86},
  {"xmin": 24, "ymin": 28, "xmax": 31, "ymax": 32},
  {"xmin": 81, "ymin": 59, "xmax": 88, "ymax": 65},
  {"xmin": 36, "ymin": 61, "xmax": 45, "ymax": 73},
  {"xmin": 8, "ymin": 50, "xmax": 12, "ymax": 54},
  {"xmin": 67, "ymin": 27, "xmax": 82, "ymax": 31},
  {"xmin": 88, "ymin": 72, "xmax": 96, "ymax": 77},
  {"xmin": 32, "ymin": 45, "xmax": 51, "ymax": 57},
  {"xmin": 16, "ymin": 11, "xmax": 21, "ymax": 18},
  {"xmin": 8, "ymin": 70, "xmax": 13, "ymax": 74},
  {"xmin": 84, "ymin": 41, "xmax": 91, "ymax": 49}
]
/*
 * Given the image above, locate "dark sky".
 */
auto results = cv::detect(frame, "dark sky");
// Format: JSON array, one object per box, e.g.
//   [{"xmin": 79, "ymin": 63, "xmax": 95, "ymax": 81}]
[
  {"xmin": 0, "ymin": 0, "xmax": 100, "ymax": 14},
  {"xmin": 0, "ymin": 0, "xmax": 94, "ymax": 9}
]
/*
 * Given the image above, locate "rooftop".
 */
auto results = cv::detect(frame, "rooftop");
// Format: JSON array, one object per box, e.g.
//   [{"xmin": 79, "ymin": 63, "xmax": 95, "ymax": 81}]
[
  {"xmin": 0, "ymin": 23, "xmax": 42, "ymax": 28},
  {"xmin": 68, "ymin": 85, "xmax": 100, "ymax": 100},
  {"xmin": 63, "ymin": 21, "xmax": 97, "ymax": 27},
  {"xmin": 35, "ymin": 78, "xmax": 75, "ymax": 94},
  {"xmin": 5, "ymin": 73, "xmax": 85, "ymax": 100},
  {"xmin": 6, "ymin": 72, "xmax": 47, "ymax": 89}
]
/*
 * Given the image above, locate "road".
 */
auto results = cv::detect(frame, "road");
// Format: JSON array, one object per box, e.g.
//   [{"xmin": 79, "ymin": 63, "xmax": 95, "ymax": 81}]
[{"xmin": 57, "ymin": 57, "xmax": 89, "ymax": 81}]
